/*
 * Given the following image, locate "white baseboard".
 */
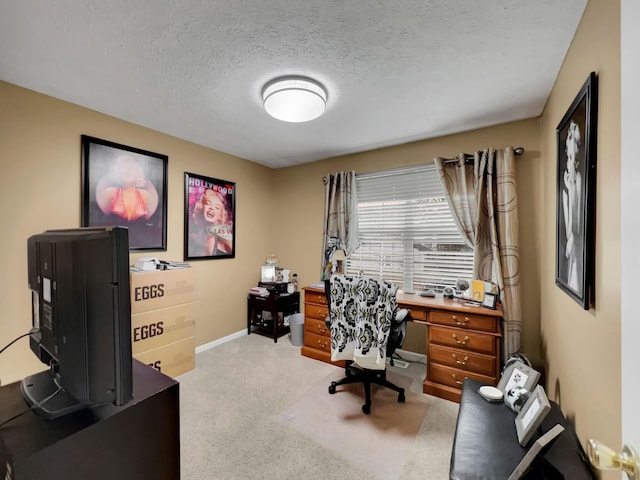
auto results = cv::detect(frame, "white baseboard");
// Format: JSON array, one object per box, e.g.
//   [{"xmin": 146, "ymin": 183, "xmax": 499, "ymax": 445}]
[{"xmin": 195, "ymin": 329, "xmax": 247, "ymax": 354}]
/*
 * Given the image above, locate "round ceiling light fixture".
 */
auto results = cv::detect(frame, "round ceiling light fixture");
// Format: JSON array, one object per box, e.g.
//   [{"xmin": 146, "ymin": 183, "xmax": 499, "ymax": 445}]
[{"xmin": 262, "ymin": 76, "xmax": 327, "ymax": 123}]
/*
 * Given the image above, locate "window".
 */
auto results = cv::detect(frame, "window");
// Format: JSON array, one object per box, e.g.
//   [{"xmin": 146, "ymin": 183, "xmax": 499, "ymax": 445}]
[{"xmin": 347, "ymin": 164, "xmax": 473, "ymax": 292}]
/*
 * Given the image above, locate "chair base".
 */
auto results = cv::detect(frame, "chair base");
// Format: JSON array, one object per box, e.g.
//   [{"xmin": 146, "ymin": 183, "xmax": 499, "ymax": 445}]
[{"xmin": 328, "ymin": 362, "xmax": 406, "ymax": 414}]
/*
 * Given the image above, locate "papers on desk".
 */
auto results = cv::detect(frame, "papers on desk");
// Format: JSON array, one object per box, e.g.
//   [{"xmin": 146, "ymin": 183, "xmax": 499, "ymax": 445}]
[
  {"xmin": 249, "ymin": 286, "xmax": 269, "ymax": 297},
  {"xmin": 309, "ymin": 282, "xmax": 326, "ymax": 289}
]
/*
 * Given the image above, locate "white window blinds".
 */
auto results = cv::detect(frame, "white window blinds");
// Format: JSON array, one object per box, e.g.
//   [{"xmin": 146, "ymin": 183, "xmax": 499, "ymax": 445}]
[{"xmin": 347, "ymin": 163, "xmax": 473, "ymax": 292}]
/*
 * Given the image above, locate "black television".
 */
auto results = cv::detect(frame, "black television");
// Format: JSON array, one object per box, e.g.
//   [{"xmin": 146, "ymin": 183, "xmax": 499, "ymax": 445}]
[{"xmin": 21, "ymin": 226, "xmax": 133, "ymax": 419}]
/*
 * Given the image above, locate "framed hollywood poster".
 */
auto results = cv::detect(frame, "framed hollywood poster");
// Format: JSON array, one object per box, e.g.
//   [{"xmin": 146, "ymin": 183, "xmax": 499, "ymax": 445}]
[
  {"xmin": 81, "ymin": 135, "xmax": 168, "ymax": 251},
  {"xmin": 555, "ymin": 72, "xmax": 598, "ymax": 309},
  {"xmin": 184, "ymin": 172, "xmax": 235, "ymax": 260}
]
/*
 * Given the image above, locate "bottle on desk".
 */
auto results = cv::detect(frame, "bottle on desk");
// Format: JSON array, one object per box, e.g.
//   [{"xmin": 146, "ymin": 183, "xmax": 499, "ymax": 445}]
[{"xmin": 292, "ymin": 274, "xmax": 299, "ymax": 292}]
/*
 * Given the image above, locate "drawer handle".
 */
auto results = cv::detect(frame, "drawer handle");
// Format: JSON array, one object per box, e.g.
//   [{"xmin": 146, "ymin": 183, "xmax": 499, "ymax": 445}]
[
  {"xmin": 317, "ymin": 340, "xmax": 327, "ymax": 348},
  {"xmin": 452, "ymin": 354, "xmax": 469, "ymax": 365},
  {"xmin": 318, "ymin": 326, "xmax": 327, "ymax": 333},
  {"xmin": 452, "ymin": 334, "xmax": 470, "ymax": 345},
  {"xmin": 452, "ymin": 373, "xmax": 466, "ymax": 386},
  {"xmin": 452, "ymin": 314, "xmax": 470, "ymax": 326}
]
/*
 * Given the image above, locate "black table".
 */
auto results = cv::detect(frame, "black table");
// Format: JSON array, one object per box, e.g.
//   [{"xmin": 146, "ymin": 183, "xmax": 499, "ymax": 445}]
[
  {"xmin": 450, "ymin": 379, "xmax": 594, "ymax": 480},
  {"xmin": 247, "ymin": 292, "xmax": 300, "ymax": 342},
  {"xmin": 0, "ymin": 360, "xmax": 180, "ymax": 480}
]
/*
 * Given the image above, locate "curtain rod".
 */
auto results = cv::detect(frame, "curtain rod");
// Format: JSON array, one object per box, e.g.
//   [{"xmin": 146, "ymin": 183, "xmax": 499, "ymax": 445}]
[
  {"xmin": 323, "ymin": 147, "xmax": 525, "ymax": 182},
  {"xmin": 443, "ymin": 147, "xmax": 525, "ymax": 165}
]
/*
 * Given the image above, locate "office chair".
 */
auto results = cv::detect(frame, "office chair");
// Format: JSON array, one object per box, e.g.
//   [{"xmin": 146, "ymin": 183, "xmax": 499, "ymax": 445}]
[{"xmin": 325, "ymin": 274, "xmax": 407, "ymax": 414}]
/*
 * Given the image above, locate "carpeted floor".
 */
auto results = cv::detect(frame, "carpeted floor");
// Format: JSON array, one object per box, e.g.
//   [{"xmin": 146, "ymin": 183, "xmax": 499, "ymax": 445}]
[{"xmin": 177, "ymin": 333, "xmax": 459, "ymax": 480}]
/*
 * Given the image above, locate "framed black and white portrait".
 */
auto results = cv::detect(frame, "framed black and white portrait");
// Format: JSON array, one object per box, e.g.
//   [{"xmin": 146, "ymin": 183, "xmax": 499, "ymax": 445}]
[
  {"xmin": 555, "ymin": 72, "xmax": 598, "ymax": 309},
  {"xmin": 81, "ymin": 135, "xmax": 168, "ymax": 251}
]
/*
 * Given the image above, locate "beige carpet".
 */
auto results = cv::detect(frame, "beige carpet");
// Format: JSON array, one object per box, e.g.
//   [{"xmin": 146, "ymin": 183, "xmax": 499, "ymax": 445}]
[
  {"xmin": 178, "ymin": 333, "xmax": 459, "ymax": 480},
  {"xmin": 280, "ymin": 368, "xmax": 435, "ymax": 479}
]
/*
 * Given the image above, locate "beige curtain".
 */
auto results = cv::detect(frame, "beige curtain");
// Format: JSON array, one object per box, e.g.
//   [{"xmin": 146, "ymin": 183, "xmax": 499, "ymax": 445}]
[
  {"xmin": 434, "ymin": 148, "xmax": 522, "ymax": 356},
  {"xmin": 321, "ymin": 171, "xmax": 359, "ymax": 278}
]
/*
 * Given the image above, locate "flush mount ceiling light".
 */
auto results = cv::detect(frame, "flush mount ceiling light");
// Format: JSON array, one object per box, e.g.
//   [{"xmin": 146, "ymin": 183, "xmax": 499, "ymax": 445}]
[{"xmin": 262, "ymin": 76, "xmax": 327, "ymax": 123}]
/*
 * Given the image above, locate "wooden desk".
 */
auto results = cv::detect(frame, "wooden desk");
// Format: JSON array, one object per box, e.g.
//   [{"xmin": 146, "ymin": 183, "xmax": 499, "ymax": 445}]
[{"xmin": 301, "ymin": 286, "xmax": 503, "ymax": 403}]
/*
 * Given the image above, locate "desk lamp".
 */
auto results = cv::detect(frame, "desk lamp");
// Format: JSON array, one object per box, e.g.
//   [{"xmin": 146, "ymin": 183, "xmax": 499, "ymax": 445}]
[{"xmin": 332, "ymin": 249, "xmax": 347, "ymax": 274}]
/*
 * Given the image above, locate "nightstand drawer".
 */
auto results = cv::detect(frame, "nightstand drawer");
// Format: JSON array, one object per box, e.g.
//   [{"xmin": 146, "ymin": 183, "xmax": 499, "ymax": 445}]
[
  {"xmin": 429, "ymin": 310, "xmax": 499, "ymax": 333},
  {"xmin": 428, "ymin": 344, "xmax": 497, "ymax": 377},
  {"xmin": 429, "ymin": 326, "xmax": 497, "ymax": 355},
  {"xmin": 305, "ymin": 317, "xmax": 329, "ymax": 336}
]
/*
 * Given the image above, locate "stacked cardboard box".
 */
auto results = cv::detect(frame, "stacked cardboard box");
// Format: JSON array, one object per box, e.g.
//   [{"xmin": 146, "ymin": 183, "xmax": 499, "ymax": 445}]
[{"xmin": 130, "ymin": 267, "xmax": 196, "ymax": 378}]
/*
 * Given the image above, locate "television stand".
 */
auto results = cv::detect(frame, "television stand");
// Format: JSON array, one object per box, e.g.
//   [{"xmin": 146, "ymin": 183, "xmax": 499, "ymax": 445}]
[
  {"xmin": 0, "ymin": 360, "xmax": 179, "ymax": 480},
  {"xmin": 20, "ymin": 370, "xmax": 86, "ymax": 420}
]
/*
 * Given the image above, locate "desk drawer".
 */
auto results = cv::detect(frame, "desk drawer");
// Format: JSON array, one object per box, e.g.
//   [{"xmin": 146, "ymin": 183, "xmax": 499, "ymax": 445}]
[
  {"xmin": 305, "ymin": 317, "xmax": 329, "ymax": 337},
  {"xmin": 428, "ymin": 344, "xmax": 497, "ymax": 377},
  {"xmin": 305, "ymin": 331, "xmax": 331, "ymax": 353},
  {"xmin": 429, "ymin": 310, "xmax": 499, "ymax": 333},
  {"xmin": 428, "ymin": 363, "xmax": 494, "ymax": 390},
  {"xmin": 304, "ymin": 303, "xmax": 328, "ymax": 322},
  {"xmin": 404, "ymin": 307, "xmax": 427, "ymax": 322},
  {"xmin": 305, "ymin": 290, "xmax": 328, "ymax": 306},
  {"xmin": 429, "ymin": 326, "xmax": 496, "ymax": 355}
]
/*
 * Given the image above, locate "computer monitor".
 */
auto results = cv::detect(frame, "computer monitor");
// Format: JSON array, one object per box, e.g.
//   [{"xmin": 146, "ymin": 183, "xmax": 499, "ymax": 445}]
[{"xmin": 21, "ymin": 226, "xmax": 133, "ymax": 419}]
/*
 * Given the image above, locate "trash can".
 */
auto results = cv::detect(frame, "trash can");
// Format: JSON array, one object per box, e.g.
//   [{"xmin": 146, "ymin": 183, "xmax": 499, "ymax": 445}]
[{"xmin": 288, "ymin": 313, "xmax": 305, "ymax": 347}]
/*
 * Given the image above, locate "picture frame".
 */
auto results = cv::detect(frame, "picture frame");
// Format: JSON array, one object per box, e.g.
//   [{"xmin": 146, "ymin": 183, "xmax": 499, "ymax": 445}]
[
  {"xmin": 482, "ymin": 292, "xmax": 497, "ymax": 310},
  {"xmin": 515, "ymin": 385, "xmax": 552, "ymax": 447},
  {"xmin": 261, "ymin": 265, "xmax": 276, "ymax": 283},
  {"xmin": 81, "ymin": 135, "xmax": 167, "ymax": 251},
  {"xmin": 184, "ymin": 172, "xmax": 235, "ymax": 260},
  {"xmin": 555, "ymin": 72, "xmax": 598, "ymax": 309},
  {"xmin": 497, "ymin": 360, "xmax": 541, "ymax": 395},
  {"xmin": 508, "ymin": 424, "xmax": 565, "ymax": 480}
]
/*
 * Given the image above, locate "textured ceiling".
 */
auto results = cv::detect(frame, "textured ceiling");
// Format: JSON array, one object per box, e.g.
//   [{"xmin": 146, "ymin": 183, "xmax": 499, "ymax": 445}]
[{"xmin": 0, "ymin": 1, "xmax": 587, "ymax": 168}]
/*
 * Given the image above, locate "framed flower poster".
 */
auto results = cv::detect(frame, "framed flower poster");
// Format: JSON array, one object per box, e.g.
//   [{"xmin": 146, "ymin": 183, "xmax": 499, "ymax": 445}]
[{"xmin": 81, "ymin": 135, "xmax": 168, "ymax": 251}]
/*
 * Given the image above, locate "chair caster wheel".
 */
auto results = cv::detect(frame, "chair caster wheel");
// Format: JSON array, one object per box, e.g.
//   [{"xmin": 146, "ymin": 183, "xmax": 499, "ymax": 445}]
[
  {"xmin": 398, "ymin": 391, "xmax": 406, "ymax": 403},
  {"xmin": 329, "ymin": 383, "xmax": 337, "ymax": 394},
  {"xmin": 362, "ymin": 404, "xmax": 371, "ymax": 415}
]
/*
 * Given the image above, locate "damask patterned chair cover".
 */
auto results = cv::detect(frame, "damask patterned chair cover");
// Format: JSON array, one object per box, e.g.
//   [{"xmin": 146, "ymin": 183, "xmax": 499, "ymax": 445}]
[{"xmin": 327, "ymin": 274, "xmax": 405, "ymax": 414}]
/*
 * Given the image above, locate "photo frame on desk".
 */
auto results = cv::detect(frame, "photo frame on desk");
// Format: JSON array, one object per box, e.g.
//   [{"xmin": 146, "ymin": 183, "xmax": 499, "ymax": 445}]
[
  {"xmin": 497, "ymin": 360, "xmax": 541, "ymax": 395},
  {"xmin": 482, "ymin": 292, "xmax": 497, "ymax": 309},
  {"xmin": 515, "ymin": 385, "xmax": 552, "ymax": 447},
  {"xmin": 261, "ymin": 265, "xmax": 276, "ymax": 283}
]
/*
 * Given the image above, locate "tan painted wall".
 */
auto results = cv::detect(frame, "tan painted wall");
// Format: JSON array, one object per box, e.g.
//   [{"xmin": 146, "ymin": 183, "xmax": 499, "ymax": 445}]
[
  {"xmin": 538, "ymin": 0, "xmax": 621, "ymax": 468},
  {"xmin": 0, "ymin": 81, "xmax": 276, "ymax": 384},
  {"xmin": 272, "ymin": 119, "xmax": 542, "ymax": 355}
]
